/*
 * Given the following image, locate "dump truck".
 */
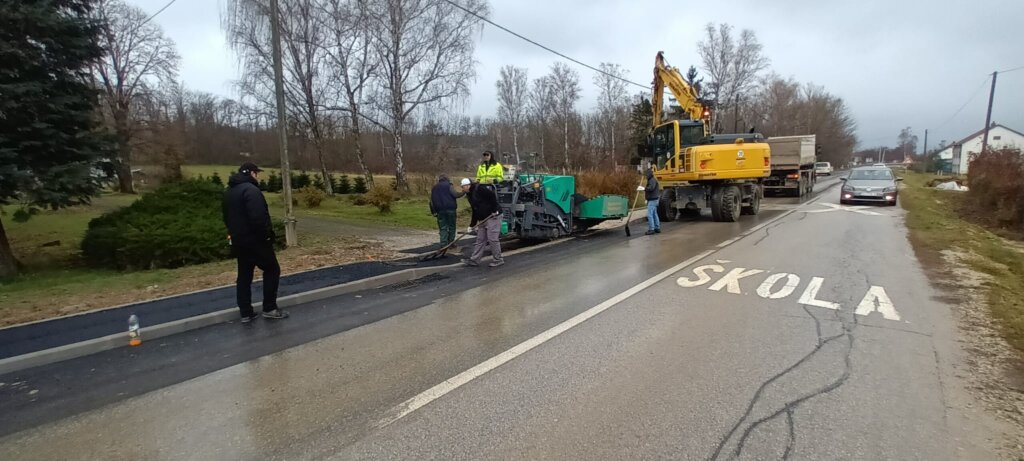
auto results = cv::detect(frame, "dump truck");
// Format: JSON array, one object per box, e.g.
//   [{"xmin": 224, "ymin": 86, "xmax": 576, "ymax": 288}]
[
  {"xmin": 764, "ymin": 135, "xmax": 817, "ymax": 197},
  {"xmin": 636, "ymin": 52, "xmax": 770, "ymax": 222},
  {"xmin": 494, "ymin": 174, "xmax": 628, "ymax": 240}
]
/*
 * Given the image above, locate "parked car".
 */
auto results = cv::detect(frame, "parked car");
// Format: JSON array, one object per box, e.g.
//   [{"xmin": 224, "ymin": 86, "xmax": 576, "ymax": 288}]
[
  {"xmin": 814, "ymin": 161, "xmax": 833, "ymax": 176},
  {"xmin": 840, "ymin": 166, "xmax": 902, "ymax": 206}
]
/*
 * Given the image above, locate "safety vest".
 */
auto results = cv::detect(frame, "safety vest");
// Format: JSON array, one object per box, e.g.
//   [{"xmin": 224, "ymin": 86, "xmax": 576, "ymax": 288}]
[{"xmin": 476, "ymin": 162, "xmax": 504, "ymax": 184}]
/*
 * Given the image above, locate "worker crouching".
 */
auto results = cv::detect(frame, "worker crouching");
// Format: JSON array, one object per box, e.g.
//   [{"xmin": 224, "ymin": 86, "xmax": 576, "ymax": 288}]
[{"xmin": 460, "ymin": 178, "xmax": 504, "ymax": 267}]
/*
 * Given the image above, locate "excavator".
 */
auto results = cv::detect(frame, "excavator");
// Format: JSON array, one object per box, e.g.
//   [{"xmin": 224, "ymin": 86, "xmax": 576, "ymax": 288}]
[{"xmin": 637, "ymin": 52, "xmax": 771, "ymax": 222}]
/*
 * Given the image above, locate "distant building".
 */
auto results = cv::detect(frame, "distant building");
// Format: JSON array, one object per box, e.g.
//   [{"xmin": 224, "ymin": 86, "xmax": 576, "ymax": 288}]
[{"xmin": 936, "ymin": 124, "xmax": 1024, "ymax": 174}]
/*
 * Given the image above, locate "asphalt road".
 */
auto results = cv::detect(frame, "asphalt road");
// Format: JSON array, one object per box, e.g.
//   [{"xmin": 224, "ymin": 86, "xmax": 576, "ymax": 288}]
[{"xmin": 0, "ymin": 176, "xmax": 1001, "ymax": 459}]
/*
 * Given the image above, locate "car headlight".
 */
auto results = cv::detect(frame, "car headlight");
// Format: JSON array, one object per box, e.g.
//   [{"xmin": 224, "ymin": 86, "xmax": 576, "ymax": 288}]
[
  {"xmin": 842, "ymin": 185, "xmax": 854, "ymax": 192},
  {"xmin": 883, "ymin": 186, "xmax": 896, "ymax": 193}
]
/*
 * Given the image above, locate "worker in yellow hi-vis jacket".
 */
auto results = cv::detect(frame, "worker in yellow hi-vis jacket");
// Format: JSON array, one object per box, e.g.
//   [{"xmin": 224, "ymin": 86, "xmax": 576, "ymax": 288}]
[{"xmin": 475, "ymin": 150, "xmax": 504, "ymax": 184}]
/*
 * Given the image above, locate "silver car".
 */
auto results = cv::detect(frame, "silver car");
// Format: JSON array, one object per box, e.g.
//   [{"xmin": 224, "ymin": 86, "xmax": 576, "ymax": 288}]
[{"xmin": 840, "ymin": 167, "xmax": 902, "ymax": 206}]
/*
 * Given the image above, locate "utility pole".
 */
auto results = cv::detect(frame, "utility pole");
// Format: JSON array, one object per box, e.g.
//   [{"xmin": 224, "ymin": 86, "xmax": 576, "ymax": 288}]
[
  {"xmin": 923, "ymin": 129, "xmax": 928, "ymax": 156},
  {"xmin": 270, "ymin": 0, "xmax": 297, "ymax": 246},
  {"xmin": 982, "ymin": 71, "xmax": 998, "ymax": 153}
]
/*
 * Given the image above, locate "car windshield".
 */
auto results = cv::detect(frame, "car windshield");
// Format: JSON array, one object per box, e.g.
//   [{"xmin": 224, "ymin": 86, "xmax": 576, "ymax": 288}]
[
  {"xmin": 849, "ymin": 169, "xmax": 893, "ymax": 180},
  {"xmin": 815, "ymin": 162, "xmax": 829, "ymax": 167}
]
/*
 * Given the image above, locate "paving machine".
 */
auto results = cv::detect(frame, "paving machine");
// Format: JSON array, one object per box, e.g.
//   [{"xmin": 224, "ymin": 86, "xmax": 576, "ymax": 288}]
[{"xmin": 493, "ymin": 174, "xmax": 629, "ymax": 240}]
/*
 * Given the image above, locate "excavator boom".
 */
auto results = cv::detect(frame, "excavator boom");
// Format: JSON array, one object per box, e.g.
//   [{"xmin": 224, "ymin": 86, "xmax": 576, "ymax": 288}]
[{"xmin": 652, "ymin": 51, "xmax": 709, "ymax": 133}]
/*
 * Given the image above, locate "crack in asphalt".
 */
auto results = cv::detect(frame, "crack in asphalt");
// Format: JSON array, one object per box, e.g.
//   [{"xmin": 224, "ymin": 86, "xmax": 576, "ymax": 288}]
[
  {"xmin": 752, "ymin": 220, "xmax": 789, "ymax": 247},
  {"xmin": 711, "ymin": 305, "xmax": 859, "ymax": 461},
  {"xmin": 783, "ymin": 409, "xmax": 796, "ymax": 460}
]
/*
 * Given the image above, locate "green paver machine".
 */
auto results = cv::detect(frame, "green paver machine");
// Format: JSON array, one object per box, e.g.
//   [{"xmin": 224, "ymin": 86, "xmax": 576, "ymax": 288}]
[{"xmin": 494, "ymin": 174, "xmax": 629, "ymax": 240}]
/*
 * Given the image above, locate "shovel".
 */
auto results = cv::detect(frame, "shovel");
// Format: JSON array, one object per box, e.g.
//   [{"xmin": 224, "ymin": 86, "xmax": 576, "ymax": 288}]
[
  {"xmin": 624, "ymin": 181, "xmax": 645, "ymax": 237},
  {"xmin": 415, "ymin": 214, "xmax": 495, "ymax": 261}
]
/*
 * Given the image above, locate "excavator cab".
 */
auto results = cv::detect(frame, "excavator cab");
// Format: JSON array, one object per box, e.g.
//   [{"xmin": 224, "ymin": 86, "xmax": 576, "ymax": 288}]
[{"xmin": 646, "ymin": 119, "xmax": 707, "ymax": 170}]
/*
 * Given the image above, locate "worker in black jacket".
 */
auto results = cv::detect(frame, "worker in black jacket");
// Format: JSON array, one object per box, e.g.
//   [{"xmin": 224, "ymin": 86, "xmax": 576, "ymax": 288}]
[
  {"xmin": 429, "ymin": 174, "xmax": 461, "ymax": 247},
  {"xmin": 460, "ymin": 178, "xmax": 504, "ymax": 267},
  {"xmin": 223, "ymin": 163, "xmax": 289, "ymax": 323}
]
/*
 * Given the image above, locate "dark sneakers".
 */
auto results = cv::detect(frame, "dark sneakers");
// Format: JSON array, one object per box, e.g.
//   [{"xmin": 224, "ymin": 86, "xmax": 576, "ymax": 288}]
[
  {"xmin": 262, "ymin": 309, "xmax": 290, "ymax": 319},
  {"xmin": 240, "ymin": 314, "xmax": 258, "ymax": 323}
]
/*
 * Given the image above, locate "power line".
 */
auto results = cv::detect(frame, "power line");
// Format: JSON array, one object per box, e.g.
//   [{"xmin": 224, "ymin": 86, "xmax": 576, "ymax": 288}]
[
  {"xmin": 934, "ymin": 75, "xmax": 990, "ymax": 130},
  {"xmin": 997, "ymin": 64, "xmax": 1024, "ymax": 74},
  {"xmin": 440, "ymin": 0, "xmax": 649, "ymax": 90},
  {"xmin": 140, "ymin": 0, "xmax": 178, "ymax": 27}
]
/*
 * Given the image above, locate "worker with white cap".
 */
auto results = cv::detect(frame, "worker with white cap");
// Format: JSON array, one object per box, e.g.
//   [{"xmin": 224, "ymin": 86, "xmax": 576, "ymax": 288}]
[{"xmin": 460, "ymin": 177, "xmax": 504, "ymax": 267}]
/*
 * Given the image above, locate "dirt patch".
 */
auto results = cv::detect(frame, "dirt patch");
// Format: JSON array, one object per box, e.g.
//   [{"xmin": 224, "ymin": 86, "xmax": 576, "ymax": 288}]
[{"xmin": 917, "ymin": 245, "xmax": 1024, "ymax": 456}]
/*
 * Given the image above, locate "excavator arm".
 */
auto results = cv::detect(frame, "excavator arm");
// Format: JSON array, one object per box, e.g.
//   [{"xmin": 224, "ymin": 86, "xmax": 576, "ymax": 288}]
[{"xmin": 652, "ymin": 51, "xmax": 709, "ymax": 134}]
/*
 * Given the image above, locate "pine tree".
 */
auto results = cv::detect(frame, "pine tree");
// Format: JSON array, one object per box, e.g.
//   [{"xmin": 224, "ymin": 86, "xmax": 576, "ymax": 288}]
[
  {"xmin": 336, "ymin": 174, "xmax": 352, "ymax": 194},
  {"xmin": 211, "ymin": 172, "xmax": 224, "ymax": 187},
  {"xmin": 0, "ymin": 0, "xmax": 112, "ymax": 277},
  {"xmin": 353, "ymin": 176, "xmax": 368, "ymax": 194}
]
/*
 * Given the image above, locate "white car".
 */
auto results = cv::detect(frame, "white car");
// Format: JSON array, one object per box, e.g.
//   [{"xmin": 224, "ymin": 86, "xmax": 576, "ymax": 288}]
[{"xmin": 814, "ymin": 161, "xmax": 833, "ymax": 176}]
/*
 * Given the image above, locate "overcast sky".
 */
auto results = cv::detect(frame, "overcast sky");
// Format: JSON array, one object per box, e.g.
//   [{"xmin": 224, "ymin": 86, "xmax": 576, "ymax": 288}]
[{"xmin": 131, "ymin": 0, "xmax": 1024, "ymax": 151}]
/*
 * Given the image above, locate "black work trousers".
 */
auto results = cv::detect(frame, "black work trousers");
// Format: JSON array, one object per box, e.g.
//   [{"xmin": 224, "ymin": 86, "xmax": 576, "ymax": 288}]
[{"xmin": 235, "ymin": 242, "xmax": 281, "ymax": 316}]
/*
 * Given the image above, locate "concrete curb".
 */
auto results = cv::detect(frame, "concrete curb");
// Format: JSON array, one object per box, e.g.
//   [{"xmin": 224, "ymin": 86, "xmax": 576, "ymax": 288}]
[{"xmin": 0, "ymin": 237, "xmax": 570, "ymax": 376}]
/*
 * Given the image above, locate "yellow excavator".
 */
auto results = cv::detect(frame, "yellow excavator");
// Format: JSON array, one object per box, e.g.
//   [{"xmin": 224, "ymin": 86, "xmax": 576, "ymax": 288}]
[{"xmin": 637, "ymin": 52, "xmax": 771, "ymax": 222}]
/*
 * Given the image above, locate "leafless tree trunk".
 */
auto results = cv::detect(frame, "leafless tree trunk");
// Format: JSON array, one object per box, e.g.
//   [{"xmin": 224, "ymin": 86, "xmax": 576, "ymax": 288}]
[
  {"xmin": 225, "ymin": 0, "xmax": 337, "ymax": 193},
  {"xmin": 529, "ymin": 76, "xmax": 555, "ymax": 169},
  {"xmin": 315, "ymin": 0, "xmax": 376, "ymax": 187},
  {"xmin": 594, "ymin": 62, "xmax": 628, "ymax": 167},
  {"xmin": 360, "ymin": 0, "xmax": 488, "ymax": 193},
  {"xmin": 93, "ymin": 0, "xmax": 180, "ymax": 193},
  {"xmin": 548, "ymin": 62, "xmax": 580, "ymax": 173},
  {"xmin": 496, "ymin": 65, "xmax": 528, "ymax": 166}
]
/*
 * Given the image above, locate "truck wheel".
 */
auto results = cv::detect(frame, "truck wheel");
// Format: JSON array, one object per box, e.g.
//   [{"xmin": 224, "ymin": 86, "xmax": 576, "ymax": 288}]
[
  {"xmin": 712, "ymin": 185, "xmax": 741, "ymax": 222},
  {"xmin": 741, "ymin": 186, "xmax": 761, "ymax": 215},
  {"xmin": 659, "ymin": 189, "xmax": 678, "ymax": 221},
  {"xmin": 710, "ymin": 186, "xmax": 724, "ymax": 221}
]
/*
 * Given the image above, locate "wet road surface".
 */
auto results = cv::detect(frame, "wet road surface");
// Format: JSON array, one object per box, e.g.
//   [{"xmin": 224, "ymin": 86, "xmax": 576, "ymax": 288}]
[{"xmin": 0, "ymin": 176, "xmax": 999, "ymax": 459}]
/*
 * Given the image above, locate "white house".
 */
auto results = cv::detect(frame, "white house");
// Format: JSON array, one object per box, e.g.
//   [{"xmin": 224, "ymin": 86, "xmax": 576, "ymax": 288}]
[{"xmin": 936, "ymin": 124, "xmax": 1024, "ymax": 174}]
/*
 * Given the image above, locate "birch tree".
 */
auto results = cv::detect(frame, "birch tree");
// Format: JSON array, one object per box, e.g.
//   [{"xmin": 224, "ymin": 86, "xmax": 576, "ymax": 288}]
[
  {"xmin": 548, "ymin": 62, "xmax": 580, "ymax": 172},
  {"xmin": 593, "ymin": 62, "xmax": 628, "ymax": 166},
  {"xmin": 360, "ymin": 0, "xmax": 488, "ymax": 192},
  {"xmin": 528, "ymin": 75, "xmax": 555, "ymax": 169},
  {"xmin": 496, "ymin": 65, "xmax": 528, "ymax": 166}
]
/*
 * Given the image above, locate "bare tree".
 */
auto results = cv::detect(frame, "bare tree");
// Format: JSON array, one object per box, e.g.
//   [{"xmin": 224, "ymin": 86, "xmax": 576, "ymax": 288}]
[
  {"xmin": 224, "ymin": 0, "xmax": 337, "ymax": 194},
  {"xmin": 93, "ymin": 0, "xmax": 180, "ymax": 193},
  {"xmin": 528, "ymin": 75, "xmax": 555, "ymax": 168},
  {"xmin": 320, "ymin": 0, "xmax": 375, "ymax": 187},
  {"xmin": 593, "ymin": 63, "xmax": 629, "ymax": 166},
  {"xmin": 360, "ymin": 0, "xmax": 488, "ymax": 192},
  {"xmin": 697, "ymin": 23, "xmax": 769, "ymax": 133},
  {"xmin": 496, "ymin": 65, "xmax": 528, "ymax": 166},
  {"xmin": 548, "ymin": 62, "xmax": 581, "ymax": 172}
]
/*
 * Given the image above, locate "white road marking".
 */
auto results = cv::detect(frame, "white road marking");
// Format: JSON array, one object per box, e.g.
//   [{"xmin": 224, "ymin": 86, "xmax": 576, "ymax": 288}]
[
  {"xmin": 708, "ymin": 268, "xmax": 765, "ymax": 294},
  {"xmin": 757, "ymin": 273, "xmax": 801, "ymax": 299},
  {"xmin": 854, "ymin": 286, "xmax": 901, "ymax": 321},
  {"xmin": 717, "ymin": 238, "xmax": 740, "ymax": 247},
  {"xmin": 375, "ymin": 249, "xmax": 717, "ymax": 429},
  {"xmin": 376, "ymin": 189, "xmax": 832, "ymax": 428},
  {"xmin": 797, "ymin": 277, "xmax": 841, "ymax": 310},
  {"xmin": 716, "ymin": 259, "xmax": 732, "ymax": 264},
  {"xmin": 677, "ymin": 264, "xmax": 724, "ymax": 288},
  {"xmin": 804, "ymin": 203, "xmax": 882, "ymax": 216}
]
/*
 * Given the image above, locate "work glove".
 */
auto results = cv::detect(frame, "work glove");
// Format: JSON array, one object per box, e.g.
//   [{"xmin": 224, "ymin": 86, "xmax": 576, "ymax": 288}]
[
  {"xmin": 466, "ymin": 226, "xmax": 474, "ymax": 234},
  {"xmin": 637, "ymin": 186, "xmax": 645, "ymax": 191}
]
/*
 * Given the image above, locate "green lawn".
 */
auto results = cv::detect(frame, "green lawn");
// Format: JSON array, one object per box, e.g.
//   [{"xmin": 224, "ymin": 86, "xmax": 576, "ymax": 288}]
[{"xmin": 901, "ymin": 172, "xmax": 1024, "ymax": 354}]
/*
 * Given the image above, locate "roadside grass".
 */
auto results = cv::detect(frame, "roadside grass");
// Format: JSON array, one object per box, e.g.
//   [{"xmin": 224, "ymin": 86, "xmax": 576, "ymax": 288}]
[
  {"xmin": 901, "ymin": 172, "xmax": 1024, "ymax": 353},
  {"xmin": 2, "ymin": 193, "xmax": 138, "ymax": 269}
]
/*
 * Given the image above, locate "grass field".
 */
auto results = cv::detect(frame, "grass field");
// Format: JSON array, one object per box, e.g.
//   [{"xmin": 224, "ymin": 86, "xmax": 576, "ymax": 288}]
[{"xmin": 901, "ymin": 172, "xmax": 1024, "ymax": 354}]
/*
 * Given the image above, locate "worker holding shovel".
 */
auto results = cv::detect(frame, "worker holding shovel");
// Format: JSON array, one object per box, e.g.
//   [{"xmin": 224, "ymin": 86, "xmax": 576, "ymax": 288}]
[{"xmin": 461, "ymin": 178, "xmax": 504, "ymax": 267}]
